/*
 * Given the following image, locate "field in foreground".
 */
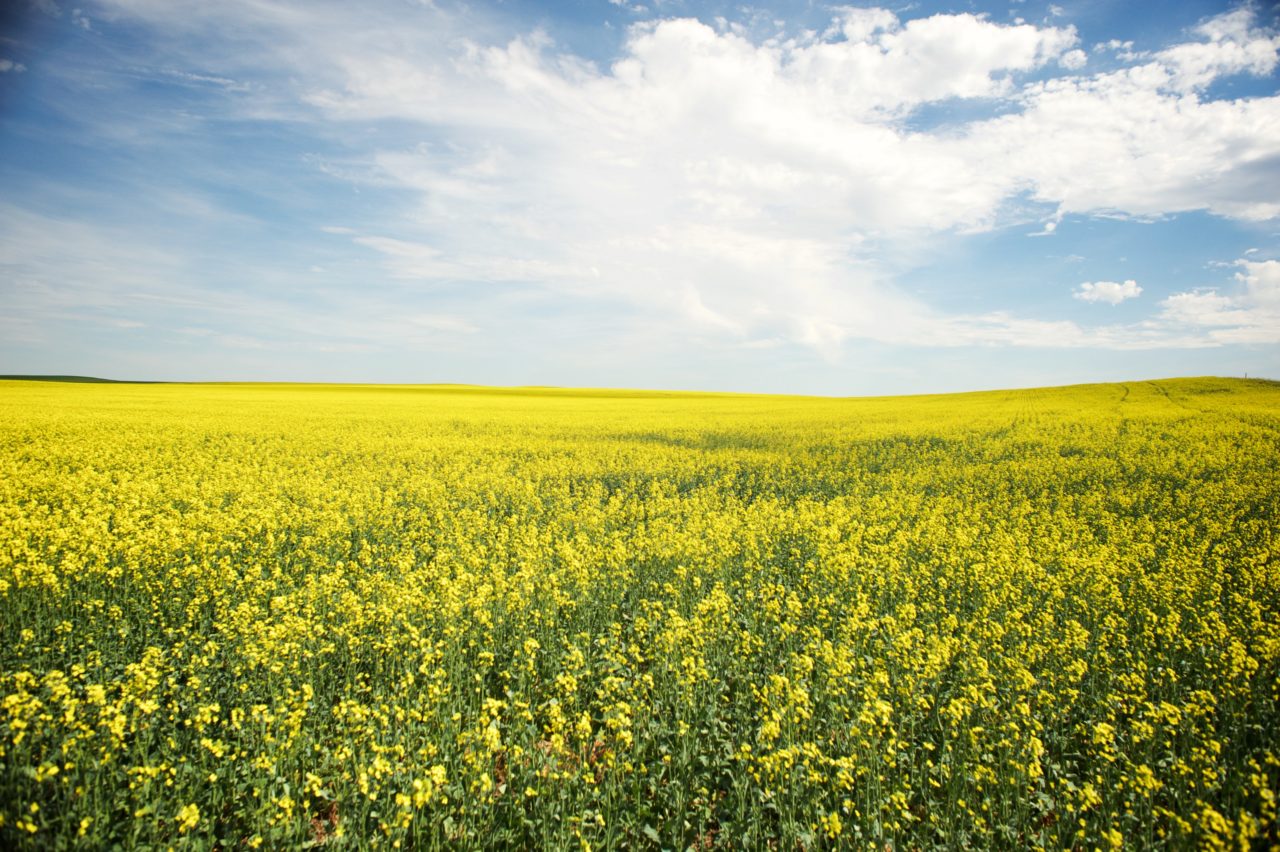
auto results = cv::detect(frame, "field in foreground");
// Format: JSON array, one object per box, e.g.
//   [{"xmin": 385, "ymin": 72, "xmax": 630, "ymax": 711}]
[{"xmin": 1, "ymin": 377, "xmax": 1278, "ymax": 849}]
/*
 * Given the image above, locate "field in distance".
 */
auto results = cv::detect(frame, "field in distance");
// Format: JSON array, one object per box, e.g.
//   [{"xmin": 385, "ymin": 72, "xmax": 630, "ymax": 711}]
[{"xmin": 0, "ymin": 377, "xmax": 1277, "ymax": 849}]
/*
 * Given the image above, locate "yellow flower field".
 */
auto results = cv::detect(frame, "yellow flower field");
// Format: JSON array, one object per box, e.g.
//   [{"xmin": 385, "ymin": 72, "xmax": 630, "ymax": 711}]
[{"xmin": 1, "ymin": 377, "xmax": 1277, "ymax": 849}]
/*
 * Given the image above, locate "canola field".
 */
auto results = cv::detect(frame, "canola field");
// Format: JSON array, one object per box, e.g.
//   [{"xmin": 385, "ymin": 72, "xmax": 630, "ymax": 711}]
[{"xmin": 1, "ymin": 377, "xmax": 1278, "ymax": 850}]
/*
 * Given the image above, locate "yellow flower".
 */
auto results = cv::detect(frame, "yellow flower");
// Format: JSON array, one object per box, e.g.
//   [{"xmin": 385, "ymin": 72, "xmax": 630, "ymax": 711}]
[{"xmin": 175, "ymin": 803, "xmax": 200, "ymax": 834}]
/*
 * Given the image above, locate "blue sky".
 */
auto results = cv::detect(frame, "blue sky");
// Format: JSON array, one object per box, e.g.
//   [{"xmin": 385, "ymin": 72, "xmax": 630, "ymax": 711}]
[{"xmin": 1, "ymin": 0, "xmax": 1278, "ymax": 394}]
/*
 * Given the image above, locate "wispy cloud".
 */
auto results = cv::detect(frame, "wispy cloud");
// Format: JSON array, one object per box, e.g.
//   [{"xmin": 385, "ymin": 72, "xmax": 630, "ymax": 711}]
[{"xmin": 5, "ymin": 1, "xmax": 1280, "ymax": 389}]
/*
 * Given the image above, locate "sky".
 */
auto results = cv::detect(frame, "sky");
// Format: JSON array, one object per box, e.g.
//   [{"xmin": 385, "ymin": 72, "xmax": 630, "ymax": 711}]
[{"xmin": 1, "ymin": 0, "xmax": 1278, "ymax": 395}]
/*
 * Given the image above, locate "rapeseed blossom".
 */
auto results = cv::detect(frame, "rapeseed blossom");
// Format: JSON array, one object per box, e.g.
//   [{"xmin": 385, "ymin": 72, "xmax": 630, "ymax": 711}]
[{"xmin": 0, "ymin": 377, "xmax": 1277, "ymax": 848}]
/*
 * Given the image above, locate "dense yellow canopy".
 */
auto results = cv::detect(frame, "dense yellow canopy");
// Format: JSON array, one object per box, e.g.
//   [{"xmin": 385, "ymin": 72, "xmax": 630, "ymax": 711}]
[{"xmin": 1, "ymin": 378, "xmax": 1276, "ymax": 848}]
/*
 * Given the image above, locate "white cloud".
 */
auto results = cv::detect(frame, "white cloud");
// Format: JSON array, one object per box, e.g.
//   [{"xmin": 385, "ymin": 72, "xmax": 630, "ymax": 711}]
[
  {"xmin": 1161, "ymin": 290, "xmax": 1246, "ymax": 325},
  {"xmin": 68, "ymin": 2, "xmax": 1280, "ymax": 355},
  {"xmin": 160, "ymin": 69, "xmax": 248, "ymax": 91},
  {"xmin": 1157, "ymin": 260, "xmax": 1280, "ymax": 343},
  {"xmin": 1059, "ymin": 48, "xmax": 1087, "ymax": 69},
  {"xmin": 1157, "ymin": 8, "xmax": 1280, "ymax": 91},
  {"xmin": 795, "ymin": 9, "xmax": 1078, "ymax": 115},
  {"xmin": 978, "ymin": 88, "xmax": 1280, "ymax": 221},
  {"xmin": 969, "ymin": 7, "xmax": 1280, "ymax": 223},
  {"xmin": 0, "ymin": 59, "xmax": 28, "ymax": 73},
  {"xmin": 0, "ymin": 204, "xmax": 487, "ymax": 355},
  {"xmin": 296, "ymin": 8, "xmax": 1086, "ymax": 350},
  {"xmin": 1075, "ymin": 279, "xmax": 1142, "ymax": 304},
  {"xmin": 1239, "ymin": 258, "xmax": 1280, "ymax": 306}
]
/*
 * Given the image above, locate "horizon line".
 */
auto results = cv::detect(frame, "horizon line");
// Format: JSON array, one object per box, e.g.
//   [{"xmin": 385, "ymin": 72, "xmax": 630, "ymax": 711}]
[{"xmin": 3, "ymin": 374, "xmax": 1274, "ymax": 401}]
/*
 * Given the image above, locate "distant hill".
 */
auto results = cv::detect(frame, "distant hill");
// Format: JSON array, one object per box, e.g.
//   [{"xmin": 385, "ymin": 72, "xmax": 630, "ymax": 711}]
[{"xmin": 0, "ymin": 375, "xmax": 161, "ymax": 384}]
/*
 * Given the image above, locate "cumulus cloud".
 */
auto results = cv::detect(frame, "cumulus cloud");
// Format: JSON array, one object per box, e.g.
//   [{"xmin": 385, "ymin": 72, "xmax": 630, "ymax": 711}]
[
  {"xmin": 1059, "ymin": 49, "xmax": 1087, "ymax": 69},
  {"xmin": 1157, "ymin": 8, "xmax": 1280, "ymax": 91},
  {"xmin": 1239, "ymin": 258, "xmax": 1280, "ymax": 306},
  {"xmin": 1158, "ymin": 260, "xmax": 1280, "ymax": 343},
  {"xmin": 1075, "ymin": 280, "xmax": 1142, "ymax": 304},
  {"xmin": 973, "ymin": 12, "xmax": 1280, "ymax": 222},
  {"xmin": 67, "ymin": 2, "xmax": 1280, "ymax": 353},
  {"xmin": 795, "ymin": 8, "xmax": 1079, "ymax": 114},
  {"xmin": 0, "ymin": 59, "xmax": 28, "ymax": 73}
]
